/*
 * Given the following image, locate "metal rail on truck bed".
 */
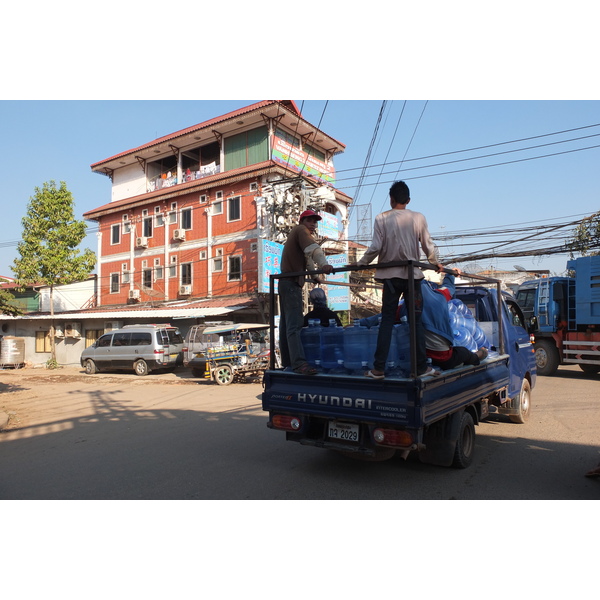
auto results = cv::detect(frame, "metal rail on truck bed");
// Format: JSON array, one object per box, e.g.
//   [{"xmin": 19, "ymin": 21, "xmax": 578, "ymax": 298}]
[{"xmin": 267, "ymin": 261, "xmax": 505, "ymax": 376}]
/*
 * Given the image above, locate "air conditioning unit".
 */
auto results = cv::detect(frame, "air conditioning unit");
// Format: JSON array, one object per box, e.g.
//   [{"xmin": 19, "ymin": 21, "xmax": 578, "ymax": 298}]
[
  {"xmin": 128, "ymin": 289, "xmax": 141, "ymax": 301},
  {"xmin": 173, "ymin": 229, "xmax": 186, "ymax": 241},
  {"xmin": 64, "ymin": 322, "xmax": 82, "ymax": 338},
  {"xmin": 136, "ymin": 236, "xmax": 148, "ymax": 248},
  {"xmin": 54, "ymin": 325, "xmax": 64, "ymax": 338},
  {"xmin": 179, "ymin": 284, "xmax": 192, "ymax": 296},
  {"xmin": 104, "ymin": 321, "xmax": 123, "ymax": 332}
]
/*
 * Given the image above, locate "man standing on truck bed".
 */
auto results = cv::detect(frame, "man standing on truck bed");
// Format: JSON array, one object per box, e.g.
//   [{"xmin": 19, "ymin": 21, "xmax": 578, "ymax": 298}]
[
  {"xmin": 356, "ymin": 181, "xmax": 442, "ymax": 378},
  {"xmin": 279, "ymin": 210, "xmax": 334, "ymax": 375}
]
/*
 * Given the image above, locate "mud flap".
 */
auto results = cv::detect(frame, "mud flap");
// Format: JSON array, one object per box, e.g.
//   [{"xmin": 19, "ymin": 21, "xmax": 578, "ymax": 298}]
[{"xmin": 418, "ymin": 409, "xmax": 464, "ymax": 467}]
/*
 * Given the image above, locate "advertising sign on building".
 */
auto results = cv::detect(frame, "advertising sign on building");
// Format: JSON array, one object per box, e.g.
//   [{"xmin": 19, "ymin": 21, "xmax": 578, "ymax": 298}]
[
  {"xmin": 258, "ymin": 239, "xmax": 284, "ymax": 294},
  {"xmin": 317, "ymin": 211, "xmax": 342, "ymax": 241},
  {"xmin": 258, "ymin": 241, "xmax": 348, "ymax": 312},
  {"xmin": 322, "ymin": 253, "xmax": 350, "ymax": 312},
  {"xmin": 271, "ymin": 131, "xmax": 335, "ymax": 185}
]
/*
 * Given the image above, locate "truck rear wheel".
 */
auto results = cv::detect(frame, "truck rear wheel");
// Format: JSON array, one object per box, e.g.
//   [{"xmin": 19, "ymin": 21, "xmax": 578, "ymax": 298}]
[
  {"xmin": 509, "ymin": 378, "xmax": 531, "ymax": 424},
  {"xmin": 534, "ymin": 339, "xmax": 560, "ymax": 376},
  {"xmin": 452, "ymin": 411, "xmax": 475, "ymax": 469}
]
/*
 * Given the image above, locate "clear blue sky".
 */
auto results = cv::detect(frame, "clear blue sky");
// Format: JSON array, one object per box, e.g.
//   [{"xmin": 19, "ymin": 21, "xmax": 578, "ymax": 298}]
[{"xmin": 0, "ymin": 99, "xmax": 598, "ymax": 278}]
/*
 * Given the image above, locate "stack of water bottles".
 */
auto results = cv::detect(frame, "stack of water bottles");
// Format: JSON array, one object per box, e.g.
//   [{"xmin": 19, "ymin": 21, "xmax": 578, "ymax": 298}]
[
  {"xmin": 301, "ymin": 318, "xmax": 411, "ymax": 377},
  {"xmin": 448, "ymin": 298, "xmax": 490, "ymax": 353}
]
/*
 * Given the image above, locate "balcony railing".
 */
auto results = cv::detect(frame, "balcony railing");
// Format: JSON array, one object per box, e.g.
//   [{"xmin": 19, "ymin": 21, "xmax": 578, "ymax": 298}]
[{"xmin": 147, "ymin": 162, "xmax": 221, "ymax": 193}]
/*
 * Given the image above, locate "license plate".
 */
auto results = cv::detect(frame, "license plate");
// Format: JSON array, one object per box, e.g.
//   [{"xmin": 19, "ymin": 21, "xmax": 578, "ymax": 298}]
[{"xmin": 328, "ymin": 421, "xmax": 359, "ymax": 442}]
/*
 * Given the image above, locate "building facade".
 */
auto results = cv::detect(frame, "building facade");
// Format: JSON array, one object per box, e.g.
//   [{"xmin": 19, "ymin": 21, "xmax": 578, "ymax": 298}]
[{"xmin": 84, "ymin": 100, "xmax": 352, "ymax": 312}]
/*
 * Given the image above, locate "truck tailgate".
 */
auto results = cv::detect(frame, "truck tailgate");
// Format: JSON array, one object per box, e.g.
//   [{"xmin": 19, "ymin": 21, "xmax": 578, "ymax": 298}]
[{"xmin": 262, "ymin": 356, "xmax": 510, "ymax": 430}]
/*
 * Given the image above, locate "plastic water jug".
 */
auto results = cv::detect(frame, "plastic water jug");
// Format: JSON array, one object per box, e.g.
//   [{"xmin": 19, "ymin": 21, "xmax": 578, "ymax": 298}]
[
  {"xmin": 454, "ymin": 327, "xmax": 477, "ymax": 352},
  {"xmin": 385, "ymin": 361, "xmax": 405, "ymax": 378},
  {"xmin": 394, "ymin": 322, "xmax": 411, "ymax": 374},
  {"xmin": 366, "ymin": 318, "xmax": 382, "ymax": 367},
  {"xmin": 344, "ymin": 320, "xmax": 370, "ymax": 371},
  {"xmin": 301, "ymin": 319, "xmax": 322, "ymax": 367},
  {"xmin": 328, "ymin": 359, "xmax": 348, "ymax": 375},
  {"xmin": 472, "ymin": 325, "xmax": 490, "ymax": 349},
  {"xmin": 321, "ymin": 320, "xmax": 345, "ymax": 371},
  {"xmin": 451, "ymin": 298, "xmax": 469, "ymax": 315},
  {"xmin": 462, "ymin": 313, "xmax": 477, "ymax": 335}
]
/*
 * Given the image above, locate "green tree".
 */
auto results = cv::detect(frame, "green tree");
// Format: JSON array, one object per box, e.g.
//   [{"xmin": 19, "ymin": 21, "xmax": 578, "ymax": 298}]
[
  {"xmin": 13, "ymin": 181, "xmax": 96, "ymax": 361},
  {"xmin": 570, "ymin": 211, "xmax": 600, "ymax": 257},
  {"xmin": 0, "ymin": 279, "xmax": 21, "ymax": 317}
]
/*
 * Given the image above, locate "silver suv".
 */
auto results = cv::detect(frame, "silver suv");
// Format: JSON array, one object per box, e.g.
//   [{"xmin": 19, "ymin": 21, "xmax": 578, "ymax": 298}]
[{"xmin": 80, "ymin": 324, "xmax": 184, "ymax": 376}]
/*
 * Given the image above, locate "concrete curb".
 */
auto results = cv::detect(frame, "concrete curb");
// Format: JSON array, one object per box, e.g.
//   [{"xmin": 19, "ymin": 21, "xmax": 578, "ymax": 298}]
[{"xmin": 0, "ymin": 411, "xmax": 9, "ymax": 431}]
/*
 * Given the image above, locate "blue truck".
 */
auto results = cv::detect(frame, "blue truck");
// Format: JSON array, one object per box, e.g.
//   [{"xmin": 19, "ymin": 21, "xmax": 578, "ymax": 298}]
[
  {"xmin": 262, "ymin": 263, "xmax": 536, "ymax": 468},
  {"xmin": 515, "ymin": 255, "xmax": 600, "ymax": 376}
]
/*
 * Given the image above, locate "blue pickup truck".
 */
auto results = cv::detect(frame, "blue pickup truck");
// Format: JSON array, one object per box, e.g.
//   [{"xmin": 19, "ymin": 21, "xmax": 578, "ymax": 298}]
[{"xmin": 262, "ymin": 264, "xmax": 536, "ymax": 468}]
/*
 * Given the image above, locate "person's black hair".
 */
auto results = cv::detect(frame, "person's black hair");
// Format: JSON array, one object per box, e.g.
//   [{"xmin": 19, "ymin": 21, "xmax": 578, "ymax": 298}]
[{"xmin": 389, "ymin": 180, "xmax": 410, "ymax": 205}]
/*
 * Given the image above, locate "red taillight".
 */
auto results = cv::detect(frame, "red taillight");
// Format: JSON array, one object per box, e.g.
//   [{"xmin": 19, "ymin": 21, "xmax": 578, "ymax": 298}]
[
  {"xmin": 530, "ymin": 334, "xmax": 535, "ymax": 344},
  {"xmin": 271, "ymin": 415, "xmax": 302, "ymax": 431},
  {"xmin": 154, "ymin": 348, "xmax": 165, "ymax": 354},
  {"xmin": 373, "ymin": 428, "xmax": 413, "ymax": 447}
]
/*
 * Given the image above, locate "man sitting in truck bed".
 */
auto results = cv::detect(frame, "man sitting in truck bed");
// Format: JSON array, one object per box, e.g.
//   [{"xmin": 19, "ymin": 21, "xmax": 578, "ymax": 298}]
[
  {"xmin": 422, "ymin": 271, "xmax": 488, "ymax": 370},
  {"xmin": 359, "ymin": 270, "xmax": 487, "ymax": 372}
]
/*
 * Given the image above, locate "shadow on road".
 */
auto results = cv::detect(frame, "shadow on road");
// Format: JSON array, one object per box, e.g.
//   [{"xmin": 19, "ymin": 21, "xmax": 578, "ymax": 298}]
[{"xmin": 0, "ymin": 378, "xmax": 598, "ymax": 500}]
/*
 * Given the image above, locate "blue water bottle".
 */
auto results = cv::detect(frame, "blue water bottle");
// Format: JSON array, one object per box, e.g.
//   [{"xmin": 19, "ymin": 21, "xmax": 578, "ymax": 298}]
[
  {"xmin": 454, "ymin": 327, "xmax": 477, "ymax": 352},
  {"xmin": 321, "ymin": 319, "xmax": 345, "ymax": 371},
  {"xmin": 344, "ymin": 319, "xmax": 369, "ymax": 372},
  {"xmin": 301, "ymin": 319, "xmax": 322, "ymax": 367},
  {"xmin": 473, "ymin": 324, "xmax": 490, "ymax": 349},
  {"xmin": 393, "ymin": 322, "xmax": 411, "ymax": 375}
]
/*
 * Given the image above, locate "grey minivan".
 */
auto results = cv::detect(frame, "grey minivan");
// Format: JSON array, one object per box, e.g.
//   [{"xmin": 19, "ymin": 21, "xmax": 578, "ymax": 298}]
[{"xmin": 80, "ymin": 324, "xmax": 184, "ymax": 376}]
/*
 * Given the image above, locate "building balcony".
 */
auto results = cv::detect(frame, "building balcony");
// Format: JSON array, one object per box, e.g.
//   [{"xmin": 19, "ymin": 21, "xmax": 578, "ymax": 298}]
[{"xmin": 147, "ymin": 163, "xmax": 221, "ymax": 193}]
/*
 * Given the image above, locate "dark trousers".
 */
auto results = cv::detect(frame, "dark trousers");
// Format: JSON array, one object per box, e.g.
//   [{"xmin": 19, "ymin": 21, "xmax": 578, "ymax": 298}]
[
  {"xmin": 278, "ymin": 278, "xmax": 306, "ymax": 370},
  {"xmin": 432, "ymin": 346, "xmax": 480, "ymax": 370},
  {"xmin": 374, "ymin": 278, "xmax": 427, "ymax": 374}
]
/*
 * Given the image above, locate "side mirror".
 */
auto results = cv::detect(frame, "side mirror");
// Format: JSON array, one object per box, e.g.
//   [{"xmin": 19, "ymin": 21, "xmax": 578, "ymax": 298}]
[{"xmin": 527, "ymin": 316, "xmax": 538, "ymax": 334}]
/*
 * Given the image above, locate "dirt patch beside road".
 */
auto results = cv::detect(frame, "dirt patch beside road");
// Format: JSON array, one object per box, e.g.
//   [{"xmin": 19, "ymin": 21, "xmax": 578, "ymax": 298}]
[
  {"xmin": 0, "ymin": 365, "xmax": 199, "ymax": 386},
  {"xmin": 0, "ymin": 365, "xmax": 203, "ymax": 430}
]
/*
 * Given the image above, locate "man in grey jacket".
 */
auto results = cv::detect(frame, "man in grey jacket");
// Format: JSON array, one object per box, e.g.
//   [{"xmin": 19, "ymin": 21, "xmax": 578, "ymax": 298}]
[{"xmin": 357, "ymin": 181, "xmax": 442, "ymax": 378}]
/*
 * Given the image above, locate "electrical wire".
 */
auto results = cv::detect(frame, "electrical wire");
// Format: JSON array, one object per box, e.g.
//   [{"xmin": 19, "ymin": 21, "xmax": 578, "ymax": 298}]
[{"xmin": 350, "ymin": 101, "xmax": 387, "ymax": 210}]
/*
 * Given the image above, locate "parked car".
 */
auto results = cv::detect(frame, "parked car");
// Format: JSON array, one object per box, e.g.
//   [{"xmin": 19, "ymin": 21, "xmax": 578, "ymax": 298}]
[{"xmin": 81, "ymin": 324, "xmax": 184, "ymax": 376}]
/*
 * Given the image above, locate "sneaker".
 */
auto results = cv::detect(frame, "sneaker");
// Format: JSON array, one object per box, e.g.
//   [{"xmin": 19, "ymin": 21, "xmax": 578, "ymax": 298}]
[
  {"xmin": 294, "ymin": 363, "xmax": 318, "ymax": 376},
  {"xmin": 418, "ymin": 366, "xmax": 441, "ymax": 378}
]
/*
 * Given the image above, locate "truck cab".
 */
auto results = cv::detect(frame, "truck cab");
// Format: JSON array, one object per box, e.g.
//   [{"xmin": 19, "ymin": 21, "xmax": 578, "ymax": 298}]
[
  {"xmin": 515, "ymin": 255, "xmax": 600, "ymax": 376},
  {"xmin": 455, "ymin": 286, "xmax": 536, "ymax": 395}
]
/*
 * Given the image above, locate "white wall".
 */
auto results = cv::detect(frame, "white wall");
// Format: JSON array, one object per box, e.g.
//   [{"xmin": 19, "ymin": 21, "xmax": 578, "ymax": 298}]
[
  {"xmin": 112, "ymin": 164, "xmax": 148, "ymax": 202},
  {"xmin": 39, "ymin": 279, "xmax": 96, "ymax": 313}
]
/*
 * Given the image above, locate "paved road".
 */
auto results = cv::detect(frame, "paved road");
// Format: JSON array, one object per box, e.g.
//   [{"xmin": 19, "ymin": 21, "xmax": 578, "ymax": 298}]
[{"xmin": 0, "ymin": 365, "xmax": 599, "ymax": 500}]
